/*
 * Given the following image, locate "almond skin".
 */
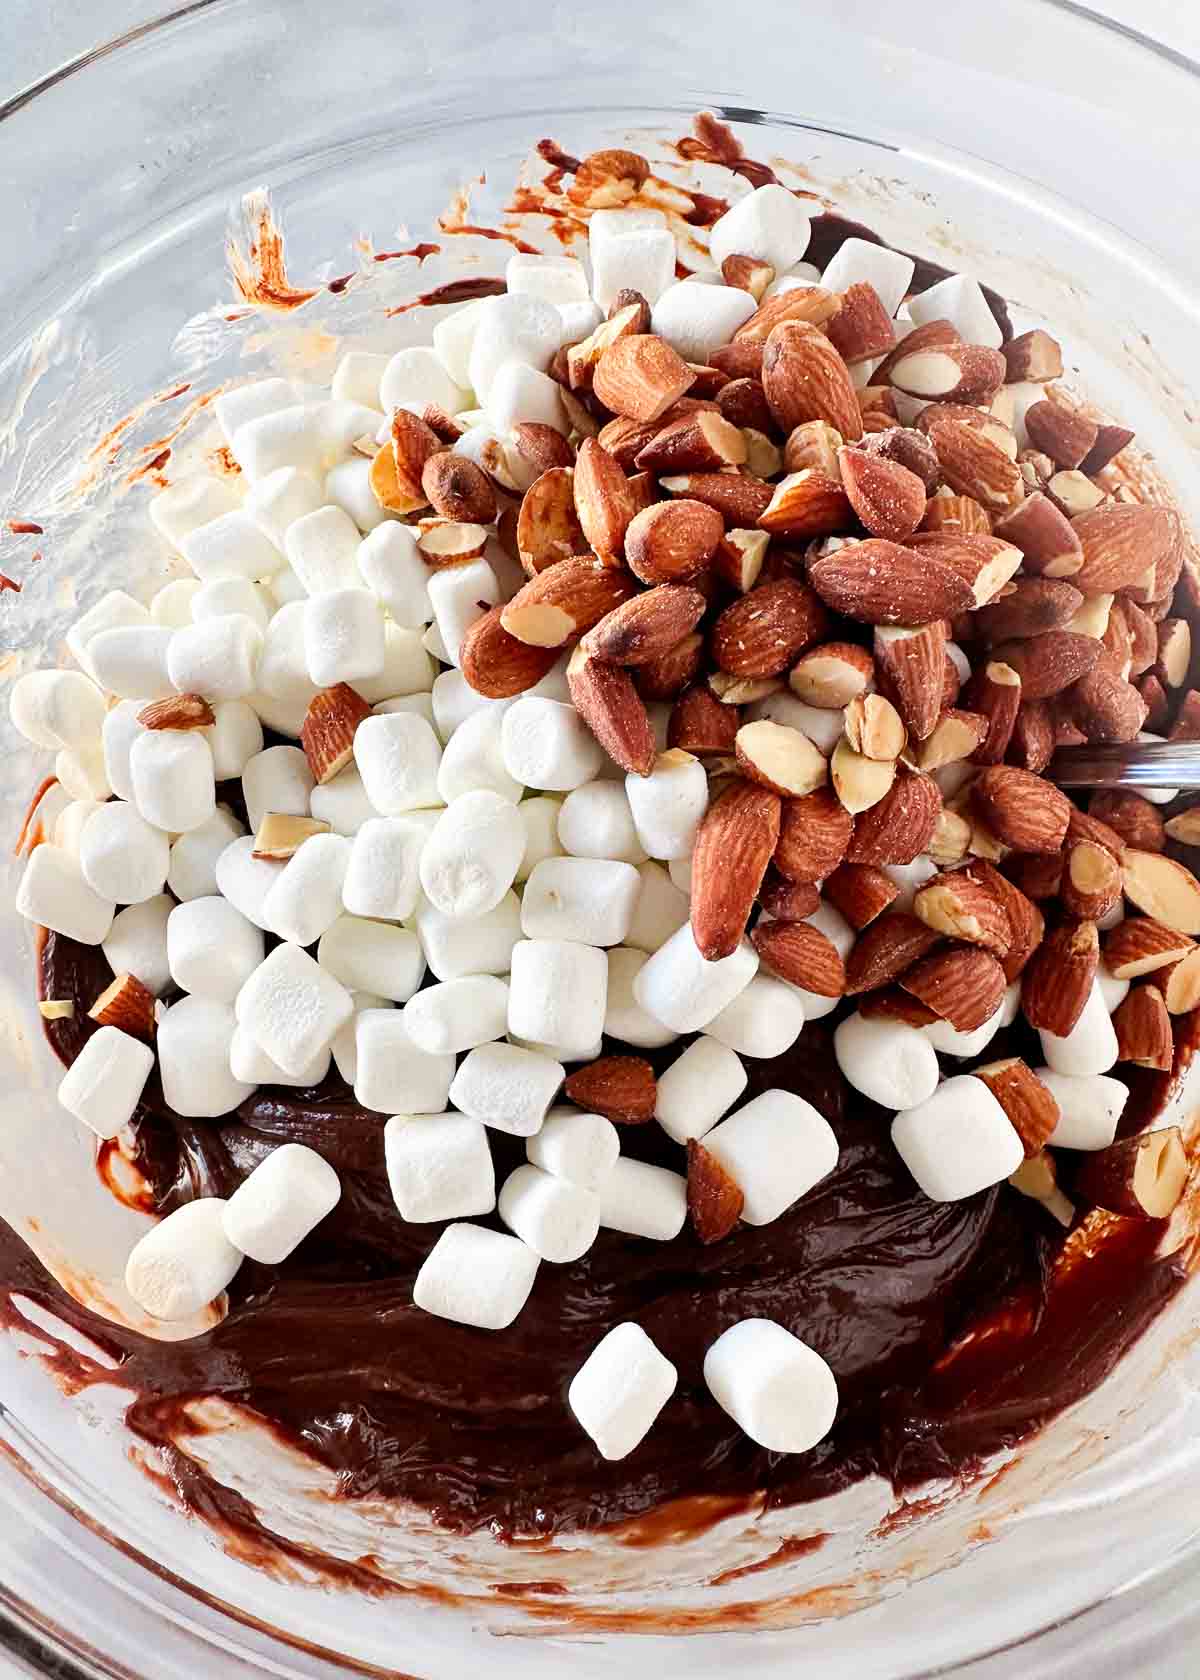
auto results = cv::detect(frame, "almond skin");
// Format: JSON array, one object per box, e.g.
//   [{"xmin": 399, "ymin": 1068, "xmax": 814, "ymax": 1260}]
[
  {"xmin": 625, "ymin": 498, "xmax": 725, "ymax": 584},
  {"xmin": 1021, "ymin": 918, "xmax": 1099, "ymax": 1037},
  {"xmin": 1071, "ymin": 504, "xmax": 1179, "ymax": 595},
  {"xmin": 973, "ymin": 1058, "xmax": 1060, "ymax": 1156},
  {"xmin": 845, "ymin": 912, "xmax": 943, "ymax": 995},
  {"xmin": 635, "ymin": 632, "xmax": 706, "ymax": 702},
  {"xmin": 774, "ymin": 787, "xmax": 854, "ymax": 883},
  {"xmin": 993, "ymin": 492, "xmax": 1082, "ymax": 576},
  {"xmin": 1089, "ymin": 790, "xmax": 1165, "ymax": 852},
  {"xmin": 566, "ymin": 648, "xmax": 657, "ymax": 776},
  {"xmin": 564, "ymin": 1055, "xmax": 656, "ymax": 1121},
  {"xmin": 669, "ymin": 685, "xmax": 741, "ymax": 755},
  {"xmin": 517, "ymin": 466, "xmax": 588, "ymax": 574},
  {"xmin": 137, "ymin": 693, "xmax": 215, "ymax": 730},
  {"xmin": 974, "ymin": 577, "xmax": 1085, "ymax": 642},
  {"xmin": 1065, "ymin": 664, "xmax": 1149, "ymax": 744},
  {"xmin": 971, "ymin": 765, "xmax": 1071, "ymax": 854},
  {"xmin": 846, "ymin": 768, "xmax": 942, "ymax": 866},
  {"xmin": 962, "ymin": 661, "xmax": 1022, "ymax": 765},
  {"xmin": 1103, "ymin": 916, "xmax": 1194, "ymax": 980},
  {"xmin": 582, "ymin": 584, "xmax": 707, "ymax": 667},
  {"xmin": 751, "ymin": 918, "xmax": 846, "ymax": 995},
  {"xmin": 301, "ymin": 683, "xmax": 372, "ymax": 784},
  {"xmin": 901, "ymin": 944, "xmax": 1007, "ymax": 1031},
  {"xmin": 573, "ymin": 438, "xmax": 636, "ymax": 562},
  {"xmin": 658, "ymin": 472, "xmax": 773, "ymax": 525},
  {"xmin": 989, "ymin": 632, "xmax": 1102, "ymax": 701},
  {"xmin": 690, "ymin": 779, "xmax": 782, "ymax": 960},
  {"xmin": 825, "ymin": 281, "xmax": 896, "ymax": 365},
  {"xmin": 962, "ymin": 858, "xmax": 1044, "ymax": 982},
  {"xmin": 593, "ymin": 334, "xmax": 696, "ymax": 423},
  {"xmin": 838, "ymin": 447, "xmax": 927, "ymax": 541},
  {"xmin": 822, "ymin": 862, "xmax": 899, "ymax": 930},
  {"xmin": 1112, "ymin": 983, "xmax": 1173, "ymax": 1071},
  {"xmin": 808, "ymin": 540, "xmax": 975, "ymax": 627},
  {"xmin": 502, "ymin": 557, "xmax": 638, "ymax": 648},
  {"xmin": 687, "ymin": 1139, "xmax": 745, "ymax": 1244},
  {"xmin": 634, "ymin": 410, "xmax": 747, "ymax": 474},
  {"xmin": 873, "ymin": 621, "xmax": 946, "ymax": 741},
  {"xmin": 914, "ymin": 869, "xmax": 1013, "ymax": 955},
  {"xmin": 757, "ymin": 870, "xmax": 822, "ymax": 921},
  {"xmin": 421, "ymin": 451, "xmax": 498, "ymax": 524},
  {"xmin": 758, "ymin": 470, "xmax": 853, "ymax": 538},
  {"xmin": 459, "ymin": 606, "xmax": 562, "ymax": 698},
  {"xmin": 923, "ymin": 412, "xmax": 1023, "ymax": 512},
  {"xmin": 734, "ymin": 287, "xmax": 844, "ymax": 345},
  {"xmin": 710, "ymin": 578, "xmax": 829, "ymax": 678},
  {"xmin": 761, "ymin": 319, "xmax": 863, "ymax": 441},
  {"xmin": 1008, "ymin": 700, "xmax": 1056, "ymax": 774}
]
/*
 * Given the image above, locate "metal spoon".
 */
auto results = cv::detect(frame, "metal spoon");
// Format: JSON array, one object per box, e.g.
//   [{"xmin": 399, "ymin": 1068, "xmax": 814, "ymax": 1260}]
[{"xmin": 1049, "ymin": 740, "xmax": 1200, "ymax": 790}]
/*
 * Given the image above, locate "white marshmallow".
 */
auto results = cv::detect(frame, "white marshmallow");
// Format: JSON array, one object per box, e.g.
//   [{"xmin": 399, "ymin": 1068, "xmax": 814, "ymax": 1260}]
[
  {"xmin": 214, "ymin": 378, "xmax": 297, "ymax": 442},
  {"xmin": 924, "ymin": 1005, "xmax": 1006, "ymax": 1059},
  {"xmin": 1096, "ymin": 963, "xmax": 1130, "ymax": 1014},
  {"xmin": 379, "ymin": 346, "xmax": 469, "ymax": 418},
  {"xmin": 521, "ymin": 857, "xmax": 641, "ymax": 947},
  {"xmin": 557, "ymin": 782, "xmax": 646, "ymax": 865},
  {"xmin": 625, "ymin": 751, "xmax": 708, "ymax": 861},
  {"xmin": 432, "ymin": 299, "xmax": 486, "ymax": 387},
  {"xmin": 1038, "ymin": 980, "xmax": 1120, "ymax": 1077},
  {"xmin": 668, "ymin": 854, "xmax": 693, "ymax": 896},
  {"xmin": 834, "ymin": 1013, "xmax": 941, "ymax": 1110},
  {"xmin": 66, "ymin": 591, "xmax": 149, "ymax": 683},
  {"xmin": 54, "ymin": 798, "xmax": 104, "ymax": 859},
  {"xmin": 149, "ymin": 476, "xmax": 239, "ymax": 549},
  {"xmin": 207, "ymin": 700, "xmax": 264, "ymax": 782},
  {"xmin": 498, "ymin": 1164, "xmax": 599, "ymax": 1264},
  {"xmin": 76, "ymin": 802, "xmax": 167, "ymax": 907},
  {"xmin": 907, "ymin": 274, "xmax": 1003, "ymax": 350},
  {"xmin": 449, "ymin": 1041, "xmax": 564, "ymax": 1137},
  {"xmin": 342, "ymin": 816, "xmax": 427, "ymax": 921},
  {"xmin": 501, "ymin": 697, "xmax": 604, "ymax": 792},
  {"xmin": 427, "ymin": 558, "xmax": 500, "ymax": 668},
  {"xmin": 704, "ymin": 1319, "xmax": 838, "ymax": 1454},
  {"xmin": 158, "ymin": 995, "xmax": 255, "ymax": 1117},
  {"xmin": 1097, "ymin": 899, "xmax": 1125, "ymax": 935},
  {"xmin": 598, "ymin": 1157, "xmax": 687, "ymax": 1240},
  {"xmin": 650, "ymin": 281, "xmax": 757, "ymax": 364},
  {"xmin": 180, "ymin": 510, "xmax": 283, "ymax": 584},
  {"xmin": 55, "ymin": 743, "xmax": 111, "ymax": 802},
  {"xmin": 356, "ymin": 523, "xmax": 431, "ymax": 628},
  {"xmin": 222, "ymin": 1144, "xmax": 341, "ymax": 1264},
  {"xmin": 168, "ymin": 614, "xmax": 263, "ymax": 700},
  {"xmin": 569, "ymin": 1321, "xmax": 677, "ymax": 1460},
  {"xmin": 58, "ymin": 1026, "xmax": 154, "ymax": 1140},
  {"xmin": 353, "ymin": 622, "xmax": 435, "ymax": 705},
  {"xmin": 997, "ymin": 980, "xmax": 1022, "ymax": 1029},
  {"xmin": 236, "ymin": 942, "xmax": 353, "ymax": 1075},
  {"xmin": 9, "ymin": 668, "xmax": 106, "ymax": 752},
  {"xmin": 15, "ymin": 845, "xmax": 114, "ymax": 945},
  {"xmin": 214, "ymin": 836, "xmax": 282, "ymax": 930},
  {"xmin": 486, "ymin": 360, "xmax": 566, "ymax": 435},
  {"xmin": 329, "ymin": 991, "xmax": 385, "ymax": 1085},
  {"xmin": 102, "ymin": 895, "xmax": 173, "ymax": 994},
  {"xmin": 242, "ymin": 745, "xmax": 314, "ymax": 833},
  {"xmin": 309, "ymin": 764, "xmax": 378, "ymax": 836},
  {"xmin": 168, "ymin": 896, "xmax": 264, "ymax": 1001},
  {"xmin": 325, "ymin": 455, "xmax": 395, "ymax": 537},
  {"xmin": 708, "ymin": 184, "xmax": 813, "ymax": 274},
  {"xmin": 557, "ymin": 299, "xmax": 603, "ymax": 343},
  {"xmin": 403, "ymin": 976, "xmax": 510, "ymax": 1055},
  {"xmin": 1005, "ymin": 382, "xmax": 1049, "ymax": 450},
  {"xmin": 422, "ymin": 620, "xmax": 451, "ymax": 664},
  {"xmin": 87, "ymin": 626, "xmax": 175, "ymax": 701},
  {"xmin": 591, "ymin": 228, "xmax": 677, "ymax": 313},
  {"xmin": 129, "ymin": 729, "xmax": 216, "ymax": 833},
  {"xmin": 244, "ymin": 466, "xmax": 325, "ymax": 548},
  {"xmin": 316, "ymin": 915, "xmax": 425, "ymax": 1002},
  {"xmin": 655, "ymin": 1037, "xmax": 748, "ymax": 1145},
  {"xmin": 285, "ymin": 505, "xmax": 363, "ymax": 596},
  {"xmin": 893, "ymin": 1075, "xmax": 1023, "ymax": 1201},
  {"xmin": 507, "ymin": 938, "xmax": 608, "ymax": 1055},
  {"xmin": 124, "ymin": 1199, "xmax": 243, "ymax": 1321},
  {"xmin": 261, "ymin": 833, "xmax": 351, "ymax": 946},
  {"xmin": 820, "ymin": 238, "xmax": 915, "ymax": 318},
  {"xmin": 101, "ymin": 700, "xmax": 146, "ymax": 802},
  {"xmin": 468, "ymin": 293, "xmax": 563, "ymax": 401},
  {"xmin": 747, "ymin": 691, "xmax": 846, "ymax": 755},
  {"xmin": 705, "ymin": 1089, "xmax": 839, "ymax": 1225},
  {"xmin": 604, "ymin": 947, "xmax": 679, "ymax": 1050},
  {"xmin": 331, "ymin": 350, "xmax": 389, "ymax": 410},
  {"xmin": 625, "ymin": 860, "xmax": 690, "ymax": 953},
  {"xmin": 375, "ymin": 691, "xmax": 436, "ymax": 727},
  {"xmin": 1134, "ymin": 732, "xmax": 1180, "ymax": 805},
  {"xmin": 191, "ymin": 578, "xmax": 272, "ymax": 631},
  {"xmin": 230, "ymin": 403, "xmax": 327, "ymax": 481},
  {"xmin": 417, "ymin": 891, "xmax": 521, "ymax": 982},
  {"xmin": 354, "ymin": 1010, "xmax": 454, "ymax": 1114},
  {"xmin": 303, "ymin": 588, "xmax": 385, "ymax": 688},
  {"xmin": 436, "ymin": 705, "xmax": 522, "ymax": 805},
  {"xmin": 633, "ymin": 925, "xmax": 758, "ymax": 1034},
  {"xmin": 321, "ymin": 400, "xmax": 385, "ymax": 457},
  {"xmin": 350, "ymin": 711, "xmax": 443, "ymax": 817},
  {"xmin": 1038, "ymin": 1069, "xmax": 1128, "ymax": 1151},
  {"xmin": 384, "ymin": 1112, "xmax": 496, "ymax": 1222},
  {"xmin": 705, "ymin": 973, "xmax": 806, "ymax": 1059},
  {"xmin": 589, "ymin": 207, "xmax": 668, "ymax": 250},
  {"xmin": 884, "ymin": 855, "xmax": 940, "ymax": 914},
  {"xmin": 419, "ymin": 790, "xmax": 525, "ymax": 920},
  {"xmin": 506, "ymin": 251, "xmax": 590, "ymax": 305},
  {"xmin": 516, "ymin": 795, "xmax": 564, "ymax": 880},
  {"xmin": 413, "ymin": 1222, "xmax": 539, "ymax": 1330},
  {"xmin": 166, "ymin": 809, "xmax": 247, "ymax": 907},
  {"xmin": 229, "ymin": 1026, "xmax": 331, "ymax": 1088},
  {"xmin": 526, "ymin": 1106, "xmax": 620, "ymax": 1190},
  {"xmin": 254, "ymin": 602, "xmax": 320, "ymax": 712}
]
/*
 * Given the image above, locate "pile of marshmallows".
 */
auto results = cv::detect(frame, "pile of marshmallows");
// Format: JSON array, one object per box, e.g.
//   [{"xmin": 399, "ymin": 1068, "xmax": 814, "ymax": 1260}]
[{"xmin": 10, "ymin": 181, "xmax": 1132, "ymax": 1466}]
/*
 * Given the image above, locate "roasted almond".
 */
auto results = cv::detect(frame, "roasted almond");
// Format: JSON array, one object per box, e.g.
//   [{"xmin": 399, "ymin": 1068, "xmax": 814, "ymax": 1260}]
[
  {"xmin": 1104, "ymin": 916, "xmax": 1194, "ymax": 980},
  {"xmin": 846, "ymin": 767, "xmax": 942, "ymax": 866},
  {"xmin": 668, "ymin": 684, "xmax": 741, "ymax": 755},
  {"xmin": 734, "ymin": 719, "xmax": 827, "ymax": 797},
  {"xmin": 708, "ymin": 671, "xmax": 783, "ymax": 705},
  {"xmin": 421, "ymin": 451, "xmax": 498, "ymax": 524},
  {"xmin": 1159, "ymin": 946, "xmax": 1200, "ymax": 1013},
  {"xmin": 388, "ymin": 409, "xmax": 442, "ymax": 501},
  {"xmin": 973, "ymin": 1058, "xmax": 1060, "ymax": 1156},
  {"xmin": 756, "ymin": 870, "xmax": 821, "ymax": 922},
  {"xmin": 1170, "ymin": 690, "xmax": 1200, "ymax": 741},
  {"xmin": 1066, "ymin": 664, "xmax": 1148, "ymax": 744},
  {"xmin": 566, "ymin": 648, "xmax": 657, "ymax": 776},
  {"xmin": 515, "ymin": 467, "xmax": 587, "ymax": 575},
  {"xmin": 961, "ymin": 661, "xmax": 1022, "ymax": 764},
  {"xmin": 1089, "ymin": 789, "xmax": 1165, "ymax": 852},
  {"xmin": 857, "ymin": 985, "xmax": 940, "ymax": 1027},
  {"xmin": 826, "ymin": 281, "xmax": 896, "ymax": 365},
  {"xmin": 1079, "ymin": 423, "xmax": 1136, "ymax": 476},
  {"xmin": 568, "ymin": 148, "xmax": 650, "ymax": 208},
  {"xmin": 1137, "ymin": 672, "xmax": 1169, "ymax": 733},
  {"xmin": 421, "ymin": 403, "xmax": 466, "ymax": 445},
  {"xmin": 914, "ymin": 868, "xmax": 1012, "ymax": 954},
  {"xmin": 416, "ymin": 517, "xmax": 489, "ymax": 565},
  {"xmin": 301, "ymin": 683, "xmax": 372, "ymax": 784},
  {"xmin": 88, "ymin": 972, "xmax": 156, "ymax": 1042},
  {"xmin": 752, "ymin": 917, "xmax": 846, "ymax": 995},
  {"xmin": 710, "ymin": 577, "xmax": 828, "ymax": 677},
  {"xmin": 838, "ymin": 447, "xmax": 926, "ymax": 541},
  {"xmin": 920, "ymin": 491, "xmax": 992, "ymax": 536},
  {"xmin": 915, "ymin": 707, "xmax": 989, "ymax": 772},
  {"xmin": 1021, "ymin": 918, "xmax": 1099, "ymax": 1036},
  {"xmin": 830, "ymin": 737, "xmax": 897, "ymax": 814},
  {"xmin": 460, "ymin": 605, "xmax": 562, "ymax": 698},
  {"xmin": 1002, "ymin": 329, "xmax": 1064, "ymax": 383},
  {"xmin": 252, "ymin": 812, "xmax": 332, "ymax": 860},
  {"xmin": 1074, "ymin": 1127, "xmax": 1188, "ymax": 1220},
  {"xmin": 1122, "ymin": 849, "xmax": 1200, "ymax": 934},
  {"xmin": 567, "ymin": 300, "xmax": 648, "ymax": 390},
  {"xmin": 502, "ymin": 557, "xmax": 637, "ymax": 648},
  {"xmin": 1165, "ymin": 807, "xmax": 1200, "ymax": 847},
  {"xmin": 901, "ymin": 944, "xmax": 1006, "ymax": 1031},
  {"xmin": 808, "ymin": 539, "xmax": 975, "ymax": 627},
  {"xmin": 961, "ymin": 857, "xmax": 1044, "ymax": 981},
  {"xmin": 1155, "ymin": 617, "xmax": 1191, "ymax": 689},
  {"xmin": 931, "ymin": 813, "xmax": 976, "ymax": 874},
  {"xmin": 582, "ymin": 584, "xmax": 707, "ymax": 667},
  {"xmin": 990, "ymin": 631, "xmax": 1101, "ymax": 700},
  {"xmin": 1002, "ymin": 851, "xmax": 1064, "ymax": 901},
  {"xmin": 774, "ymin": 786, "xmax": 854, "ymax": 883},
  {"xmin": 820, "ymin": 861, "xmax": 897, "ymax": 930},
  {"xmin": 564, "ymin": 1054, "xmax": 656, "ymax": 1121},
  {"xmin": 873, "ymin": 621, "xmax": 946, "ymax": 741},
  {"xmin": 716, "ymin": 377, "xmax": 774, "ymax": 433},
  {"xmin": 1046, "ymin": 468, "xmax": 1106, "ymax": 518},
  {"xmin": 923, "ymin": 412, "xmax": 1024, "ymax": 512},
  {"xmin": 687, "ymin": 1138, "xmax": 745, "ymax": 1245},
  {"xmin": 720, "ymin": 252, "xmax": 776, "ymax": 299},
  {"xmin": 788, "ymin": 640, "xmax": 874, "ymax": 708},
  {"xmin": 971, "ymin": 764, "xmax": 1070, "ymax": 854},
  {"xmin": 1006, "ymin": 700, "xmax": 1056, "ymax": 774},
  {"xmin": 1071, "ymin": 504, "xmax": 1179, "ymax": 596},
  {"xmin": 573, "ymin": 438, "xmax": 638, "ymax": 563},
  {"xmin": 634, "ymin": 409, "xmax": 747, "ymax": 473},
  {"xmin": 974, "ymin": 576, "xmax": 1085, "ymax": 643},
  {"xmin": 625, "ymin": 497, "xmax": 724, "ymax": 584},
  {"xmin": 844, "ymin": 692, "xmax": 905, "ymax": 762},
  {"xmin": 659, "ymin": 471, "xmax": 774, "ymax": 525},
  {"xmin": 635, "ymin": 631, "xmax": 705, "ymax": 701},
  {"xmin": 690, "ymin": 778, "xmax": 782, "ymax": 959},
  {"xmin": 761, "ymin": 320, "xmax": 863, "ymax": 441},
  {"xmin": 593, "ymin": 334, "xmax": 696, "ymax": 423},
  {"xmin": 845, "ymin": 911, "xmax": 942, "ymax": 995},
  {"xmin": 993, "ymin": 491, "xmax": 1082, "ymax": 577},
  {"xmin": 137, "ymin": 693, "xmax": 215, "ymax": 731},
  {"xmin": 758, "ymin": 469, "xmax": 853, "ymax": 538},
  {"xmin": 733, "ymin": 286, "xmax": 843, "ymax": 344},
  {"xmin": 1024, "ymin": 400, "xmax": 1100, "ymax": 472},
  {"xmin": 1113, "ymin": 984, "xmax": 1174, "ymax": 1071},
  {"xmin": 510, "ymin": 421, "xmax": 574, "ymax": 475},
  {"xmin": 888, "ymin": 342, "xmax": 1007, "ymax": 404},
  {"xmin": 784, "ymin": 418, "xmax": 844, "ymax": 478}
]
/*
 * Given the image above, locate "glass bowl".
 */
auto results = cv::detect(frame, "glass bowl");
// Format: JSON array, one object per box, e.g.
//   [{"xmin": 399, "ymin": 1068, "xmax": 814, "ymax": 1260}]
[{"xmin": 2, "ymin": 1, "xmax": 1200, "ymax": 1674}]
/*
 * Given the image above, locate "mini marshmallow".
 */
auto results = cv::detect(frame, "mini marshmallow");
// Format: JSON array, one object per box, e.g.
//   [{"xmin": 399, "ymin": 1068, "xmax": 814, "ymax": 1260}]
[
  {"xmin": 215, "ymin": 378, "xmax": 297, "ymax": 442},
  {"xmin": 422, "ymin": 620, "xmax": 451, "ymax": 663},
  {"xmin": 384, "ymin": 1112, "xmax": 496, "ymax": 1222},
  {"xmin": 354, "ymin": 1010, "xmax": 454, "ymax": 1114},
  {"xmin": 419, "ymin": 790, "xmax": 525, "ymax": 921},
  {"xmin": 820, "ymin": 238, "xmax": 915, "ymax": 318},
  {"xmin": 893, "ymin": 1075, "xmax": 1023, "ymax": 1201},
  {"xmin": 516, "ymin": 795, "xmax": 565, "ymax": 881},
  {"xmin": 77, "ymin": 801, "xmax": 168, "ymax": 907},
  {"xmin": 103, "ymin": 894, "xmax": 173, "ymax": 995},
  {"xmin": 99, "ymin": 701, "xmax": 143, "ymax": 801},
  {"xmin": 255, "ymin": 602, "xmax": 320, "ymax": 711},
  {"xmin": 626, "ymin": 860, "xmax": 690, "ymax": 953},
  {"xmin": 353, "ymin": 622, "xmax": 435, "ymax": 705},
  {"xmin": 244, "ymin": 466, "xmax": 325, "ymax": 547},
  {"xmin": 375, "ymin": 692, "xmax": 437, "ymax": 727},
  {"xmin": 604, "ymin": 947, "xmax": 679, "ymax": 1050},
  {"xmin": 748, "ymin": 691, "xmax": 846, "ymax": 755},
  {"xmin": 569, "ymin": 1321, "xmax": 677, "ymax": 1460},
  {"xmin": 502, "ymin": 697, "xmax": 604, "ymax": 792},
  {"xmin": 332, "ymin": 350, "xmax": 389, "ymax": 410},
  {"xmin": 242, "ymin": 745, "xmax": 314, "ymax": 833},
  {"xmin": 87, "ymin": 625, "xmax": 175, "ymax": 700},
  {"xmin": 326, "ymin": 458, "xmax": 393, "ymax": 535},
  {"xmin": 129, "ymin": 728, "xmax": 216, "ymax": 833},
  {"xmin": 498, "ymin": 1163, "xmax": 600, "ymax": 1263},
  {"xmin": 285, "ymin": 505, "xmax": 363, "ymax": 595},
  {"xmin": 54, "ymin": 799, "xmax": 104, "ymax": 859},
  {"xmin": 236, "ymin": 941, "xmax": 353, "ymax": 1075},
  {"xmin": 708, "ymin": 184, "xmax": 812, "ymax": 274},
  {"xmin": 303, "ymin": 588, "xmax": 385, "ymax": 688},
  {"xmin": 261, "ymin": 833, "xmax": 351, "ymax": 946},
  {"xmin": 1039, "ymin": 980, "xmax": 1120, "ymax": 1077},
  {"xmin": 467, "ymin": 293, "xmax": 563, "ymax": 402},
  {"xmin": 507, "ymin": 939, "xmax": 608, "ymax": 1055},
  {"xmin": 557, "ymin": 299, "xmax": 603, "ymax": 343},
  {"xmin": 521, "ymin": 857, "xmax": 641, "ymax": 947},
  {"xmin": 655, "ymin": 1036, "xmax": 748, "ymax": 1145},
  {"xmin": 432, "ymin": 299, "xmax": 485, "ymax": 387},
  {"xmin": 486, "ymin": 360, "xmax": 567, "ymax": 434},
  {"xmin": 329, "ymin": 991, "xmax": 387, "ymax": 1085},
  {"xmin": 9, "ymin": 669, "xmax": 106, "ymax": 751},
  {"xmin": 650, "ymin": 281, "xmax": 757, "ymax": 364},
  {"xmin": 403, "ymin": 976, "xmax": 510, "ymax": 1055},
  {"xmin": 589, "ymin": 207, "xmax": 668, "ymax": 250},
  {"xmin": 705, "ymin": 973, "xmax": 806, "ymax": 1060},
  {"xmin": 705, "ymin": 1090, "xmax": 839, "ymax": 1225},
  {"xmin": 214, "ymin": 836, "xmax": 282, "ymax": 930},
  {"xmin": 427, "ymin": 557, "xmax": 500, "ymax": 667},
  {"xmin": 924, "ymin": 1004, "xmax": 1005, "ymax": 1059},
  {"xmin": 149, "ymin": 475, "xmax": 239, "ymax": 548},
  {"xmin": 1134, "ymin": 733, "xmax": 1179, "ymax": 805},
  {"xmin": 449, "ymin": 1041, "xmax": 564, "ymax": 1137},
  {"xmin": 907, "ymin": 273, "xmax": 1003, "ymax": 350},
  {"xmin": 598, "ymin": 1157, "xmax": 687, "ymax": 1241},
  {"xmin": 591, "ymin": 227, "xmax": 677, "ymax": 313},
  {"xmin": 507, "ymin": 251, "xmax": 590, "ymax": 305},
  {"xmin": 168, "ymin": 614, "xmax": 263, "ymax": 700},
  {"xmin": 379, "ymin": 346, "xmax": 469, "ymax": 418},
  {"xmin": 309, "ymin": 764, "xmax": 379, "ymax": 836},
  {"xmin": 527, "ymin": 1105, "xmax": 620, "ymax": 1190},
  {"xmin": 125, "ymin": 1199, "xmax": 243, "ymax": 1321},
  {"xmin": 158, "ymin": 995, "xmax": 256, "ymax": 1117},
  {"xmin": 413, "ymin": 1222, "xmax": 539, "ymax": 1331},
  {"xmin": 222, "ymin": 1144, "xmax": 341, "ymax": 1264},
  {"xmin": 207, "ymin": 700, "xmax": 265, "ymax": 781},
  {"xmin": 152, "ymin": 578, "xmax": 203, "ymax": 627},
  {"xmin": 668, "ymin": 855, "xmax": 693, "ymax": 896},
  {"xmin": 16, "ymin": 845, "xmax": 114, "ymax": 945},
  {"xmin": 625, "ymin": 751, "xmax": 708, "ymax": 861},
  {"xmin": 229, "ymin": 1027, "xmax": 331, "ymax": 1089},
  {"xmin": 316, "ymin": 915, "xmax": 425, "ymax": 1002},
  {"xmin": 1038, "ymin": 1069, "xmax": 1128, "ymax": 1151},
  {"xmin": 55, "ymin": 744, "xmax": 111, "ymax": 802},
  {"xmin": 997, "ymin": 980, "xmax": 1022, "ymax": 1029},
  {"xmin": 351, "ymin": 711, "xmax": 443, "ymax": 816},
  {"xmin": 58, "ymin": 1026, "xmax": 154, "ymax": 1139},
  {"xmin": 230, "ymin": 403, "xmax": 328, "ymax": 481},
  {"xmin": 191, "ymin": 578, "xmax": 272, "ymax": 631},
  {"xmin": 834, "ymin": 1013, "xmax": 941, "ymax": 1110},
  {"xmin": 704, "ymin": 1319, "xmax": 838, "ymax": 1454},
  {"xmin": 67, "ymin": 591, "xmax": 150, "ymax": 682},
  {"xmin": 321, "ymin": 400, "xmax": 385, "ymax": 457},
  {"xmin": 436, "ymin": 705, "xmax": 522, "ymax": 805},
  {"xmin": 1096, "ymin": 963, "xmax": 1130, "ymax": 1014},
  {"xmin": 342, "ymin": 816, "xmax": 427, "ymax": 921},
  {"xmin": 356, "ymin": 523, "xmax": 432, "ymax": 628},
  {"xmin": 633, "ymin": 924, "xmax": 758, "ymax": 1034},
  {"xmin": 416, "ymin": 891, "xmax": 521, "ymax": 981},
  {"xmin": 557, "ymin": 782, "xmax": 646, "ymax": 865},
  {"xmin": 180, "ymin": 510, "xmax": 283, "ymax": 584},
  {"xmin": 168, "ymin": 896, "xmax": 265, "ymax": 1001}
]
